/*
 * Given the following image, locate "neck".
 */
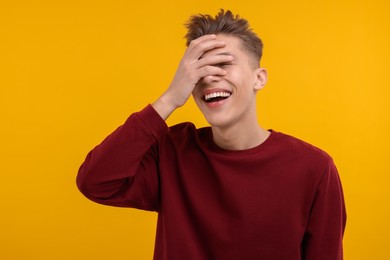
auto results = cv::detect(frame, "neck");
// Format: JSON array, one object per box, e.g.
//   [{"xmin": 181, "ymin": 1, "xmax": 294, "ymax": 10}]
[{"xmin": 211, "ymin": 121, "xmax": 270, "ymax": 150}]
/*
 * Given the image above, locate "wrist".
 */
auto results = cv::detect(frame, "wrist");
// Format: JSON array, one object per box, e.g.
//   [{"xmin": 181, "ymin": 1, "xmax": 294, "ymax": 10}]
[{"xmin": 152, "ymin": 93, "xmax": 179, "ymax": 120}]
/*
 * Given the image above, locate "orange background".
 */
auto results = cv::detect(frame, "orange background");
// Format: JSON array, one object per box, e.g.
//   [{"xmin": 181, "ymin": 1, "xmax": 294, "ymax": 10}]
[{"xmin": 1, "ymin": 0, "xmax": 389, "ymax": 259}]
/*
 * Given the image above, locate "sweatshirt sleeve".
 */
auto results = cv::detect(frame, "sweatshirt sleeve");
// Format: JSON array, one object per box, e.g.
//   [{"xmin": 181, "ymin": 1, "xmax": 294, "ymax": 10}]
[
  {"xmin": 302, "ymin": 160, "xmax": 347, "ymax": 259},
  {"xmin": 76, "ymin": 104, "xmax": 169, "ymax": 211}
]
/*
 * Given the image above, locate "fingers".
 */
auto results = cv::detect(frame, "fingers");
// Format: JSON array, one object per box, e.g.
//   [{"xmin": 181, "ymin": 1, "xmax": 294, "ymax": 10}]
[
  {"xmin": 163, "ymin": 34, "xmax": 232, "ymax": 108},
  {"xmin": 185, "ymin": 34, "xmax": 226, "ymax": 61},
  {"xmin": 198, "ymin": 65, "xmax": 227, "ymax": 79},
  {"xmin": 184, "ymin": 35, "xmax": 234, "ymax": 80},
  {"xmin": 195, "ymin": 54, "xmax": 233, "ymax": 69}
]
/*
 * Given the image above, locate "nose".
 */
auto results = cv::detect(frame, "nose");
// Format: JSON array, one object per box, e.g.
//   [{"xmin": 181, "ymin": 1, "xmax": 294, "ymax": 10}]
[{"xmin": 201, "ymin": 75, "xmax": 223, "ymax": 85}]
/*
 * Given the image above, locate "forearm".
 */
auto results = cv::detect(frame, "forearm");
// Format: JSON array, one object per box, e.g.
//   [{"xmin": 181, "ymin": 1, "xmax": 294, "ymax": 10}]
[
  {"xmin": 303, "ymin": 161, "xmax": 346, "ymax": 259},
  {"xmin": 76, "ymin": 105, "xmax": 168, "ymax": 207}
]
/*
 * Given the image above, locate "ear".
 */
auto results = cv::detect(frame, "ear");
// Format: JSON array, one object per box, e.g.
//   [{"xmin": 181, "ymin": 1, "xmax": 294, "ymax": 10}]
[{"xmin": 254, "ymin": 68, "xmax": 268, "ymax": 91}]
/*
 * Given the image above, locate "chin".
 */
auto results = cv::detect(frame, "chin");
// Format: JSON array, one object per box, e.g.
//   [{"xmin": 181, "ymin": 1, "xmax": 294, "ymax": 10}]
[
  {"xmin": 195, "ymin": 99, "xmax": 233, "ymax": 127},
  {"xmin": 202, "ymin": 114, "xmax": 231, "ymax": 128}
]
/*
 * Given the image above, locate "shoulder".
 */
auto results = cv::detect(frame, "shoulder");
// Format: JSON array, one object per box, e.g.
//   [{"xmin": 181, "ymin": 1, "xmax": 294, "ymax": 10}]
[
  {"xmin": 272, "ymin": 131, "xmax": 334, "ymax": 169},
  {"xmin": 168, "ymin": 122, "xmax": 199, "ymax": 137},
  {"xmin": 161, "ymin": 122, "xmax": 210, "ymax": 147},
  {"xmin": 275, "ymin": 132, "xmax": 328, "ymax": 153}
]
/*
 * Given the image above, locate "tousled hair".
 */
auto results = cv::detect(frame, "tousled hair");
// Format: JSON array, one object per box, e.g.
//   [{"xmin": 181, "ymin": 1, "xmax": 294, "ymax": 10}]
[{"xmin": 184, "ymin": 9, "xmax": 263, "ymax": 67}]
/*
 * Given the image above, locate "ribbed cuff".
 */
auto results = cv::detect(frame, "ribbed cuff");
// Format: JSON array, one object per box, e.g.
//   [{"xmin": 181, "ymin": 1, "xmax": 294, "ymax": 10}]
[{"xmin": 133, "ymin": 104, "xmax": 169, "ymax": 138}]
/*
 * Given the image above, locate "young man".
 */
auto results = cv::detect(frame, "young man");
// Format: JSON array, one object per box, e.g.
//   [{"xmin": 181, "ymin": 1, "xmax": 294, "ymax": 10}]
[{"xmin": 77, "ymin": 9, "xmax": 346, "ymax": 260}]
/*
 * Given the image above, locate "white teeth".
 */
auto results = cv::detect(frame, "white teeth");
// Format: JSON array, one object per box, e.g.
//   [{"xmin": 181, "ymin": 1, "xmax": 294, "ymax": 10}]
[{"xmin": 204, "ymin": 92, "xmax": 231, "ymax": 101}]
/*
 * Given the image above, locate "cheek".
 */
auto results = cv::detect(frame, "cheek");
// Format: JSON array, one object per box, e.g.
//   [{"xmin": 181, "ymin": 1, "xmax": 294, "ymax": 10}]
[
  {"xmin": 223, "ymin": 68, "xmax": 238, "ymax": 81},
  {"xmin": 192, "ymin": 83, "xmax": 201, "ymax": 96},
  {"xmin": 224, "ymin": 69, "xmax": 246, "ymax": 88},
  {"xmin": 192, "ymin": 87, "xmax": 204, "ymax": 106}
]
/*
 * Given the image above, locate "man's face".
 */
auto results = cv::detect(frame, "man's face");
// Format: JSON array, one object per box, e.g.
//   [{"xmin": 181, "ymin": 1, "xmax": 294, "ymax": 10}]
[{"xmin": 192, "ymin": 34, "xmax": 266, "ymax": 129}]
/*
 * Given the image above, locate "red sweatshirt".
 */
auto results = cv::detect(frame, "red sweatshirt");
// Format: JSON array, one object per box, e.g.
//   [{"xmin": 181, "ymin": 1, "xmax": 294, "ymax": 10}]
[{"xmin": 77, "ymin": 105, "xmax": 346, "ymax": 260}]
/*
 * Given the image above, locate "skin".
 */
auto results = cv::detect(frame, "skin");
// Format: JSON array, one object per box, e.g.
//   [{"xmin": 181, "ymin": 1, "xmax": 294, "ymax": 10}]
[{"xmin": 153, "ymin": 34, "xmax": 269, "ymax": 150}]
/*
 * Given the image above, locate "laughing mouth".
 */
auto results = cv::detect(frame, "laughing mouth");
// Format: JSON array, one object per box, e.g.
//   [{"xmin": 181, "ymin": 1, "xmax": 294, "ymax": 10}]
[{"xmin": 204, "ymin": 91, "xmax": 231, "ymax": 103}]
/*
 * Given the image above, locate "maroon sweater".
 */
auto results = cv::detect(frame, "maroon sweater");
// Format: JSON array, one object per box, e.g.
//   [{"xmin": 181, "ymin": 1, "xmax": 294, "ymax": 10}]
[{"xmin": 77, "ymin": 105, "xmax": 346, "ymax": 260}]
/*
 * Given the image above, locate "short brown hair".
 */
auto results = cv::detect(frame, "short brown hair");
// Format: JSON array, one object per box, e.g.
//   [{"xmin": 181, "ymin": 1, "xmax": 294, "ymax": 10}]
[{"xmin": 184, "ymin": 9, "xmax": 263, "ymax": 67}]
